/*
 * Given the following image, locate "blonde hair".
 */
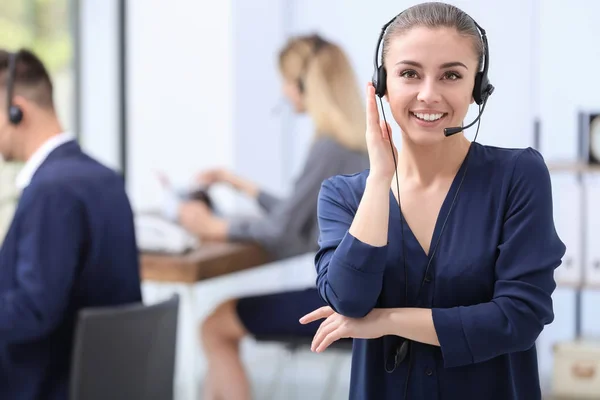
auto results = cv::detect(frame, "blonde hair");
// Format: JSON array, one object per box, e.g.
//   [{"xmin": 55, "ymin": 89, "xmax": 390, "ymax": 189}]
[{"xmin": 278, "ymin": 35, "xmax": 367, "ymax": 153}]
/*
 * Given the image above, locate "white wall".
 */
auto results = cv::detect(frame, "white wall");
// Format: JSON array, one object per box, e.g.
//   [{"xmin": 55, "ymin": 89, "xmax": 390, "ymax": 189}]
[
  {"xmin": 78, "ymin": 0, "xmax": 121, "ymax": 171},
  {"xmin": 126, "ymin": 0, "xmax": 235, "ymax": 211},
  {"xmin": 232, "ymin": 1, "xmax": 291, "ymax": 196},
  {"xmin": 538, "ymin": 0, "xmax": 600, "ymax": 161},
  {"xmin": 125, "ymin": 0, "xmax": 293, "ymax": 213}
]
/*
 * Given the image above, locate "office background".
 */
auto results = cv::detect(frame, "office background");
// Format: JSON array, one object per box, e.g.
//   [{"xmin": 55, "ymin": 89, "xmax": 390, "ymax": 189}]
[{"xmin": 1, "ymin": 0, "xmax": 599, "ymax": 398}]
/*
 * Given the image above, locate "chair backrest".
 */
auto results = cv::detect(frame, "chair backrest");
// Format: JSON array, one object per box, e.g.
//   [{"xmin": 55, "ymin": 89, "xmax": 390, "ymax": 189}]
[{"xmin": 69, "ymin": 295, "xmax": 179, "ymax": 400}]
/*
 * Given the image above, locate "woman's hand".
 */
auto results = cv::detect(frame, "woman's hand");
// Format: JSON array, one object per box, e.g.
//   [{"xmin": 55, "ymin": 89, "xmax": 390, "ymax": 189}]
[
  {"xmin": 196, "ymin": 168, "xmax": 259, "ymax": 198},
  {"xmin": 365, "ymin": 82, "xmax": 398, "ymax": 182},
  {"xmin": 178, "ymin": 200, "xmax": 227, "ymax": 240},
  {"xmin": 299, "ymin": 306, "xmax": 389, "ymax": 353},
  {"xmin": 196, "ymin": 168, "xmax": 235, "ymax": 187}
]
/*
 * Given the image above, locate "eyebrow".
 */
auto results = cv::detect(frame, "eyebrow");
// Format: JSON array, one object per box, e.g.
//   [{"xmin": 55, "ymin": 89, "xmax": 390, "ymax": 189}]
[{"xmin": 395, "ymin": 60, "xmax": 468, "ymax": 70}]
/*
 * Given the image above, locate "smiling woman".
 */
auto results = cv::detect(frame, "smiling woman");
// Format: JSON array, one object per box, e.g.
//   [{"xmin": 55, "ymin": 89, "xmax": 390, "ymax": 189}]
[
  {"xmin": 0, "ymin": 0, "xmax": 75, "ymax": 243},
  {"xmin": 385, "ymin": 26, "xmax": 480, "ymax": 146},
  {"xmin": 301, "ymin": 2, "xmax": 565, "ymax": 400}
]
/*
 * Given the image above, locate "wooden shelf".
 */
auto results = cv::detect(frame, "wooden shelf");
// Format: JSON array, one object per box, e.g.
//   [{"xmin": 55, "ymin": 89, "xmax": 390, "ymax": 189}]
[{"xmin": 547, "ymin": 161, "xmax": 600, "ymax": 173}]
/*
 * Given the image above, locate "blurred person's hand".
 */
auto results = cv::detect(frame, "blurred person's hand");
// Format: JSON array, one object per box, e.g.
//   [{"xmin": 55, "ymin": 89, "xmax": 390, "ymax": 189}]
[
  {"xmin": 196, "ymin": 168, "xmax": 259, "ymax": 198},
  {"xmin": 196, "ymin": 168, "xmax": 233, "ymax": 187},
  {"xmin": 178, "ymin": 200, "xmax": 227, "ymax": 240}
]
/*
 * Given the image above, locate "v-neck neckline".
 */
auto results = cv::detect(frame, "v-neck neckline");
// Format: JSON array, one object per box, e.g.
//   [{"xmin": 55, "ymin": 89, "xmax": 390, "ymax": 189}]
[{"xmin": 389, "ymin": 143, "xmax": 474, "ymax": 259}]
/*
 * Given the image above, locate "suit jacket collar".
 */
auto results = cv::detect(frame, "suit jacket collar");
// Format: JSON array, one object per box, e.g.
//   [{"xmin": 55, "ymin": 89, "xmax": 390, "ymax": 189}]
[{"xmin": 15, "ymin": 132, "xmax": 77, "ymax": 190}]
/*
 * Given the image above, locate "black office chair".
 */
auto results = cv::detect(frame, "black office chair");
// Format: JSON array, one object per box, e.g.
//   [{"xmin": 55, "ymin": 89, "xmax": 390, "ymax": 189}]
[
  {"xmin": 69, "ymin": 295, "xmax": 180, "ymax": 400},
  {"xmin": 254, "ymin": 334, "xmax": 353, "ymax": 400}
]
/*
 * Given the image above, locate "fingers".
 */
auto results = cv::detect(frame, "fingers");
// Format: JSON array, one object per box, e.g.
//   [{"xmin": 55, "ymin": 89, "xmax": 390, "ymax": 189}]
[
  {"xmin": 315, "ymin": 330, "xmax": 343, "ymax": 353},
  {"xmin": 178, "ymin": 203, "xmax": 193, "ymax": 227},
  {"xmin": 312, "ymin": 314, "xmax": 336, "ymax": 344},
  {"xmin": 299, "ymin": 306, "xmax": 333, "ymax": 324},
  {"xmin": 203, "ymin": 169, "xmax": 232, "ymax": 187},
  {"xmin": 379, "ymin": 120, "xmax": 393, "ymax": 141},
  {"xmin": 311, "ymin": 317, "xmax": 339, "ymax": 352},
  {"xmin": 196, "ymin": 173, "xmax": 210, "ymax": 185},
  {"xmin": 178, "ymin": 201, "xmax": 192, "ymax": 214},
  {"xmin": 366, "ymin": 82, "xmax": 381, "ymax": 133}
]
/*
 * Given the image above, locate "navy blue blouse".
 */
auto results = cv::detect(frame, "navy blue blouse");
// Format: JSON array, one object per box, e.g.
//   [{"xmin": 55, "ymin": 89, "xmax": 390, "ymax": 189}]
[{"xmin": 314, "ymin": 143, "xmax": 566, "ymax": 400}]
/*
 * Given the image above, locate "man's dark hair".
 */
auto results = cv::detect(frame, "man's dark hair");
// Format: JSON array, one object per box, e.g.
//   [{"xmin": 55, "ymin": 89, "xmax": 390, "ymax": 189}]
[{"xmin": 0, "ymin": 48, "xmax": 54, "ymax": 110}]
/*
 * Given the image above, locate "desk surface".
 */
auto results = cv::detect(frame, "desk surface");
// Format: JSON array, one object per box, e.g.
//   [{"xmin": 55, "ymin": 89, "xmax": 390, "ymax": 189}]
[{"xmin": 140, "ymin": 242, "xmax": 270, "ymax": 283}]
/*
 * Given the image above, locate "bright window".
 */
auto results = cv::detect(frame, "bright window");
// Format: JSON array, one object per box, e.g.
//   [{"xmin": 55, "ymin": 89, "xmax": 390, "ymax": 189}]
[{"xmin": 0, "ymin": 0, "xmax": 76, "ymax": 243}]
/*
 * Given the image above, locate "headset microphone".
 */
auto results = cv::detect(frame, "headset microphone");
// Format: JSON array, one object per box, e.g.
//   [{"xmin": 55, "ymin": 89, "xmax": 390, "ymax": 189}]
[{"xmin": 443, "ymin": 86, "xmax": 493, "ymax": 137}]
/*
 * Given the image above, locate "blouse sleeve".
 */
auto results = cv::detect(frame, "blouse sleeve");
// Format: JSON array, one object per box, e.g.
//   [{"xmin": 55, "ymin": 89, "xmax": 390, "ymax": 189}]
[
  {"xmin": 432, "ymin": 147, "xmax": 566, "ymax": 368},
  {"xmin": 313, "ymin": 176, "xmax": 388, "ymax": 318},
  {"xmin": 256, "ymin": 190, "xmax": 283, "ymax": 212}
]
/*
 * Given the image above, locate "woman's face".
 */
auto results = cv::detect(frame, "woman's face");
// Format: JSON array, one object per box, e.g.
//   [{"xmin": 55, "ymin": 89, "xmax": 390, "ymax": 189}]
[{"xmin": 384, "ymin": 26, "xmax": 480, "ymax": 146}]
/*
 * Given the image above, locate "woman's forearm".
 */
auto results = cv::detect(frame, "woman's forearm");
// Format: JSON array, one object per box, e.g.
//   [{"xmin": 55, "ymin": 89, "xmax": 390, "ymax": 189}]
[
  {"xmin": 348, "ymin": 175, "xmax": 392, "ymax": 247},
  {"xmin": 382, "ymin": 308, "xmax": 440, "ymax": 347},
  {"xmin": 230, "ymin": 176, "xmax": 259, "ymax": 199}
]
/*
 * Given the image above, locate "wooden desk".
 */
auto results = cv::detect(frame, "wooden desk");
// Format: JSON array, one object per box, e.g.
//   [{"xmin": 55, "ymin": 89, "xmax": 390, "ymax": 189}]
[{"xmin": 140, "ymin": 242, "xmax": 271, "ymax": 283}]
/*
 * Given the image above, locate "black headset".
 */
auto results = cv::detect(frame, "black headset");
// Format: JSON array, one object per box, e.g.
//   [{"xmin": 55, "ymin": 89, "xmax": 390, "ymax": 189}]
[
  {"xmin": 372, "ymin": 13, "xmax": 494, "ymax": 107},
  {"xmin": 7, "ymin": 51, "xmax": 23, "ymax": 125},
  {"xmin": 297, "ymin": 34, "xmax": 329, "ymax": 94}
]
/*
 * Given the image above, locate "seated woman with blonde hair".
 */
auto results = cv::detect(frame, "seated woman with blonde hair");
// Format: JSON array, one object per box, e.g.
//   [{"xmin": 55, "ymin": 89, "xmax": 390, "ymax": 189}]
[{"xmin": 179, "ymin": 34, "xmax": 369, "ymax": 400}]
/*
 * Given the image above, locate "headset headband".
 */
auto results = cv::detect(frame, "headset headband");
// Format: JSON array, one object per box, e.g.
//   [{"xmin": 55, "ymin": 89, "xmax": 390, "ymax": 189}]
[
  {"xmin": 7, "ymin": 52, "xmax": 16, "ymax": 113},
  {"xmin": 6, "ymin": 51, "xmax": 23, "ymax": 124}
]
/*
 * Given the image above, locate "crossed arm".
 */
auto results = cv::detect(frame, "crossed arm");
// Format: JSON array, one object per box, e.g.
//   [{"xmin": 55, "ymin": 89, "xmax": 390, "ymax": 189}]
[{"xmin": 309, "ymin": 149, "xmax": 566, "ymax": 368}]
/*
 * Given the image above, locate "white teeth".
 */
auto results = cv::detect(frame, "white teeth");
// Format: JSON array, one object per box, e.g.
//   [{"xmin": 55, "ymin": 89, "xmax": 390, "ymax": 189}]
[{"xmin": 413, "ymin": 112, "xmax": 444, "ymax": 121}]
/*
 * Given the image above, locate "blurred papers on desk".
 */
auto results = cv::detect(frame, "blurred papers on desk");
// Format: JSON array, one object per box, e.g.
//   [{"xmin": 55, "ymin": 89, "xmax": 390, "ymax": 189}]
[{"xmin": 135, "ymin": 213, "xmax": 199, "ymax": 254}]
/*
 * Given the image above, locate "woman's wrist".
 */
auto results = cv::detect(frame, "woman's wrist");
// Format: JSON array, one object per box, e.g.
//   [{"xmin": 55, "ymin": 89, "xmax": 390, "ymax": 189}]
[
  {"xmin": 365, "ymin": 174, "xmax": 393, "ymax": 198},
  {"xmin": 366, "ymin": 173, "xmax": 393, "ymax": 189},
  {"xmin": 230, "ymin": 176, "xmax": 259, "ymax": 198}
]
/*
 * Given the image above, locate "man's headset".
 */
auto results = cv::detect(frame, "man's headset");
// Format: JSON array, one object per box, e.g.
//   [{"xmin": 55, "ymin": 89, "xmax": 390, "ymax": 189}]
[
  {"xmin": 6, "ymin": 51, "xmax": 23, "ymax": 125},
  {"xmin": 372, "ymin": 13, "xmax": 494, "ymax": 136},
  {"xmin": 297, "ymin": 34, "xmax": 329, "ymax": 94}
]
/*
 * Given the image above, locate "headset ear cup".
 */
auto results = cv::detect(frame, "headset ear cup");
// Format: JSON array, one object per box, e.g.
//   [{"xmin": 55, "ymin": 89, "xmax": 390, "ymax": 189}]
[
  {"xmin": 484, "ymin": 83, "xmax": 495, "ymax": 101},
  {"xmin": 473, "ymin": 72, "xmax": 484, "ymax": 105},
  {"xmin": 9, "ymin": 105, "xmax": 23, "ymax": 125},
  {"xmin": 374, "ymin": 66, "xmax": 387, "ymax": 98}
]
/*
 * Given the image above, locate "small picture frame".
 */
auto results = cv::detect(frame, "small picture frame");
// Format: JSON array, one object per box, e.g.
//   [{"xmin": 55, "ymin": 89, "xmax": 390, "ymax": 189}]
[{"xmin": 578, "ymin": 111, "xmax": 600, "ymax": 165}]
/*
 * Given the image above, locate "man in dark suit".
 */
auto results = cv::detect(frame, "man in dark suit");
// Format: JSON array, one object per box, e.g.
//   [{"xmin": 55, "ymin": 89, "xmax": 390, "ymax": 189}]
[{"xmin": 0, "ymin": 49, "xmax": 142, "ymax": 399}]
